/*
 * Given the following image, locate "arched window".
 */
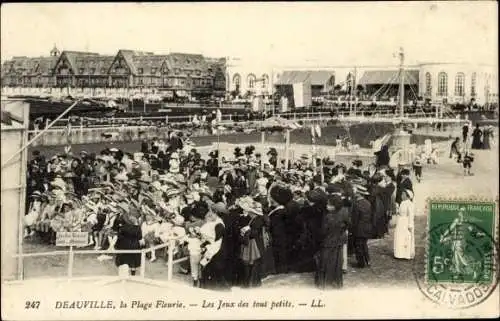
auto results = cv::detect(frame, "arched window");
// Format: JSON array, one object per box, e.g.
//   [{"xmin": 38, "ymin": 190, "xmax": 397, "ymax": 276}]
[
  {"xmin": 261, "ymin": 74, "xmax": 269, "ymax": 88},
  {"xmin": 437, "ymin": 72, "xmax": 448, "ymax": 96},
  {"xmin": 471, "ymin": 72, "xmax": 477, "ymax": 97},
  {"xmin": 247, "ymin": 74, "xmax": 256, "ymax": 89},
  {"xmin": 454, "ymin": 72, "xmax": 465, "ymax": 96},
  {"xmin": 233, "ymin": 73, "xmax": 241, "ymax": 86},
  {"xmin": 425, "ymin": 72, "xmax": 432, "ymax": 96}
]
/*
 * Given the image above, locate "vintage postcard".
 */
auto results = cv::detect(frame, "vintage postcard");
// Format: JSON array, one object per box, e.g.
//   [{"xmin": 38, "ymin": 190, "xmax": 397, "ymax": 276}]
[{"xmin": 1, "ymin": 1, "xmax": 498, "ymax": 320}]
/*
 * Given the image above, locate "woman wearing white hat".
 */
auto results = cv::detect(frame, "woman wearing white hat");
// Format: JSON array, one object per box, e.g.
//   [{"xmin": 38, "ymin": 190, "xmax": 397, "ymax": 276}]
[{"xmin": 394, "ymin": 189, "xmax": 415, "ymax": 260}]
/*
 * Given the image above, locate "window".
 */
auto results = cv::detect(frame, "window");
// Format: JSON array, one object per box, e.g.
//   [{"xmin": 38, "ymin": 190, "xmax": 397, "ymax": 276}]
[
  {"xmin": 138, "ymin": 68, "xmax": 144, "ymax": 74},
  {"xmin": 233, "ymin": 73, "xmax": 241, "ymax": 86},
  {"xmin": 425, "ymin": 72, "xmax": 432, "ymax": 96},
  {"xmin": 454, "ymin": 72, "xmax": 465, "ymax": 96},
  {"xmin": 262, "ymin": 74, "xmax": 269, "ymax": 88},
  {"xmin": 151, "ymin": 68, "xmax": 157, "ymax": 74},
  {"xmin": 437, "ymin": 72, "xmax": 448, "ymax": 96},
  {"xmin": 90, "ymin": 68, "xmax": 96, "ymax": 74},
  {"xmin": 471, "ymin": 72, "xmax": 477, "ymax": 97},
  {"xmin": 138, "ymin": 78, "xmax": 143, "ymax": 85},
  {"xmin": 247, "ymin": 74, "xmax": 256, "ymax": 89},
  {"xmin": 101, "ymin": 68, "xmax": 106, "ymax": 74},
  {"xmin": 79, "ymin": 68, "xmax": 84, "ymax": 74}
]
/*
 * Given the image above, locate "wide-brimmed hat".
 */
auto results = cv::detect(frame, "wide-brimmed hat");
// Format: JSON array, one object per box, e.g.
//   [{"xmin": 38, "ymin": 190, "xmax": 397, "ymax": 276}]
[
  {"xmin": 353, "ymin": 184, "xmax": 370, "ymax": 196},
  {"xmin": 30, "ymin": 191, "xmax": 43, "ymax": 199},
  {"xmin": 151, "ymin": 181, "xmax": 162, "ymax": 190},
  {"xmin": 236, "ymin": 196, "xmax": 263, "ymax": 216},
  {"xmin": 211, "ymin": 202, "xmax": 229, "ymax": 215},
  {"xmin": 165, "ymin": 188, "xmax": 181, "ymax": 199},
  {"xmin": 51, "ymin": 178, "xmax": 66, "ymax": 190}
]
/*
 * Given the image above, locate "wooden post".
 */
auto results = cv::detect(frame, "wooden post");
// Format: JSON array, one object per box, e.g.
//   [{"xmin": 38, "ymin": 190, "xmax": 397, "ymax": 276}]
[
  {"xmin": 140, "ymin": 252, "xmax": 146, "ymax": 277},
  {"xmin": 284, "ymin": 129, "xmax": 290, "ymax": 170},
  {"xmin": 167, "ymin": 239, "xmax": 174, "ymax": 281},
  {"xmin": 67, "ymin": 246, "xmax": 74, "ymax": 279}
]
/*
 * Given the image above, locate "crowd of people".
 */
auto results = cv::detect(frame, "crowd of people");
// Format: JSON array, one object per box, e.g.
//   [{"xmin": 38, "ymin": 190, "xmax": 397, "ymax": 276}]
[
  {"xmin": 449, "ymin": 123, "xmax": 495, "ymax": 175},
  {"xmin": 24, "ymin": 131, "xmax": 418, "ymax": 291}
]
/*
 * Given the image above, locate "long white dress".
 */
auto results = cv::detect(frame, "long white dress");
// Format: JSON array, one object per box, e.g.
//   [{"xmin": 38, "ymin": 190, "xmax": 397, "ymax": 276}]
[{"xmin": 394, "ymin": 199, "xmax": 415, "ymax": 259}]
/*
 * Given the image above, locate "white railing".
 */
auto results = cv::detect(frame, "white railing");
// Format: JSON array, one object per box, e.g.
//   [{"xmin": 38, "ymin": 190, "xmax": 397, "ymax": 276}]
[
  {"xmin": 42, "ymin": 110, "xmax": 432, "ymax": 129},
  {"xmin": 13, "ymin": 238, "xmax": 187, "ymax": 281}
]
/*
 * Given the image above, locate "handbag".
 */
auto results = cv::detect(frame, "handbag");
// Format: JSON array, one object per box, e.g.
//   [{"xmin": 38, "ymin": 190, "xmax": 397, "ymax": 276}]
[
  {"xmin": 240, "ymin": 238, "xmax": 261, "ymax": 265},
  {"xmin": 240, "ymin": 217, "xmax": 262, "ymax": 264}
]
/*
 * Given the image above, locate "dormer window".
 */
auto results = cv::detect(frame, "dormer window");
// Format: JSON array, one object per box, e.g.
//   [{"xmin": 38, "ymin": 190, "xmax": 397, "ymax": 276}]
[
  {"xmin": 90, "ymin": 68, "xmax": 96, "ymax": 74},
  {"xmin": 186, "ymin": 59, "xmax": 190, "ymax": 65},
  {"xmin": 79, "ymin": 68, "xmax": 84, "ymax": 74},
  {"xmin": 101, "ymin": 68, "xmax": 106, "ymax": 74},
  {"xmin": 151, "ymin": 68, "xmax": 157, "ymax": 74},
  {"xmin": 138, "ymin": 68, "xmax": 144, "ymax": 74}
]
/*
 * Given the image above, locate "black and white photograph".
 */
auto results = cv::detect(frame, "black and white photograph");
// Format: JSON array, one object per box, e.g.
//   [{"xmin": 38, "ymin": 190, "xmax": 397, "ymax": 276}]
[{"xmin": 1, "ymin": 2, "xmax": 498, "ymax": 320}]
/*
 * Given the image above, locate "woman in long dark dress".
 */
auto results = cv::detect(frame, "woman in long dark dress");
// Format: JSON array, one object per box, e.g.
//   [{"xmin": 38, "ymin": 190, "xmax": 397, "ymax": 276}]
[
  {"xmin": 295, "ymin": 189, "xmax": 328, "ymax": 273},
  {"xmin": 268, "ymin": 185, "xmax": 292, "ymax": 274},
  {"xmin": 483, "ymin": 126, "xmax": 493, "ymax": 150},
  {"xmin": 471, "ymin": 124, "xmax": 483, "ymax": 149},
  {"xmin": 115, "ymin": 213, "xmax": 143, "ymax": 276},
  {"xmin": 236, "ymin": 197, "xmax": 266, "ymax": 288},
  {"xmin": 369, "ymin": 174, "xmax": 388, "ymax": 239},
  {"xmin": 315, "ymin": 194, "xmax": 350, "ymax": 289}
]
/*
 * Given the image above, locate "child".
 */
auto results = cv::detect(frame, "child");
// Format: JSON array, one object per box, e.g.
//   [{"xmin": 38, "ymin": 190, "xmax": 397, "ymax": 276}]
[
  {"xmin": 463, "ymin": 152, "xmax": 474, "ymax": 176},
  {"xmin": 412, "ymin": 155, "xmax": 423, "ymax": 183},
  {"xmin": 141, "ymin": 210, "xmax": 160, "ymax": 262}
]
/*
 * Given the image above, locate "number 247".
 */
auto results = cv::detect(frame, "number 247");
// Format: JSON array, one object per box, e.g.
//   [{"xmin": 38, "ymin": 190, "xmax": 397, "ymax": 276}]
[{"xmin": 25, "ymin": 301, "xmax": 40, "ymax": 309}]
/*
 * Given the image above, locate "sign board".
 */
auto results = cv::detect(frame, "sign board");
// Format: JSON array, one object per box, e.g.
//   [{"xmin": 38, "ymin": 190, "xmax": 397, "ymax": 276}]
[{"xmin": 56, "ymin": 232, "xmax": 89, "ymax": 247}]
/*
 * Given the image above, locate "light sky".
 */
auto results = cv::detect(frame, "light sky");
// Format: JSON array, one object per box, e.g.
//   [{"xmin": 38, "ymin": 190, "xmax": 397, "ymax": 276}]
[{"xmin": 1, "ymin": 2, "xmax": 498, "ymax": 68}]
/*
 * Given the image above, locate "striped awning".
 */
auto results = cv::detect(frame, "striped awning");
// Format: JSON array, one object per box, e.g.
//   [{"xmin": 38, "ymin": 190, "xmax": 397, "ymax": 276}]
[{"xmin": 358, "ymin": 70, "xmax": 419, "ymax": 86}]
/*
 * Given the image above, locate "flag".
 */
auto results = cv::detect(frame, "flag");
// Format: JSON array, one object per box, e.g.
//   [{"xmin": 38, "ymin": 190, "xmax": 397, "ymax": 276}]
[
  {"xmin": 216, "ymin": 109, "xmax": 222, "ymax": 122},
  {"xmin": 65, "ymin": 122, "xmax": 72, "ymax": 136},
  {"xmin": 315, "ymin": 124, "xmax": 322, "ymax": 138},
  {"xmin": 310, "ymin": 125, "xmax": 315, "ymax": 138}
]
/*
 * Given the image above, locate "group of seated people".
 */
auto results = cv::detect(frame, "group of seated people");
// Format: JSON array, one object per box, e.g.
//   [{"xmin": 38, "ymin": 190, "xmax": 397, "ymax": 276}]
[{"xmin": 25, "ymin": 133, "xmax": 420, "ymax": 290}]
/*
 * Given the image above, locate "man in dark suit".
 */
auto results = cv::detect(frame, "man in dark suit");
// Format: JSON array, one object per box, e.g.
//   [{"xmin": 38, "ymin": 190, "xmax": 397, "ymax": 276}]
[{"xmin": 350, "ymin": 185, "xmax": 373, "ymax": 268}]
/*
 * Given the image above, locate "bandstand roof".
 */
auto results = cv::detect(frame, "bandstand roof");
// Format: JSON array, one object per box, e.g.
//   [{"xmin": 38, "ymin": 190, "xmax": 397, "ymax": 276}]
[{"xmin": 358, "ymin": 70, "xmax": 419, "ymax": 86}]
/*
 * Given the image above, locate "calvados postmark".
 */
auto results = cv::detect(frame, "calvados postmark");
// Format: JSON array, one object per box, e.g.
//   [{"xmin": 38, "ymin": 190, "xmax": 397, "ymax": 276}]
[{"xmin": 415, "ymin": 198, "xmax": 499, "ymax": 309}]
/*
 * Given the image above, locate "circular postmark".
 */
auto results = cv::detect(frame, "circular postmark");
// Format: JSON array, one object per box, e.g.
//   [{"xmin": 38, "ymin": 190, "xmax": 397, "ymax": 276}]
[{"xmin": 413, "ymin": 222, "xmax": 499, "ymax": 309}]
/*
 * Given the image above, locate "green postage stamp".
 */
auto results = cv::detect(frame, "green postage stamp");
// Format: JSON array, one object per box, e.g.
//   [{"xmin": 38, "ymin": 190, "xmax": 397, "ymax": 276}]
[{"xmin": 417, "ymin": 199, "xmax": 499, "ymax": 309}]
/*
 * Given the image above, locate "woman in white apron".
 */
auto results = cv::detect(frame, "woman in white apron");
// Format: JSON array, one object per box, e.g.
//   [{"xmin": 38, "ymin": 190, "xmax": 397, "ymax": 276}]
[{"xmin": 393, "ymin": 189, "xmax": 415, "ymax": 259}]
